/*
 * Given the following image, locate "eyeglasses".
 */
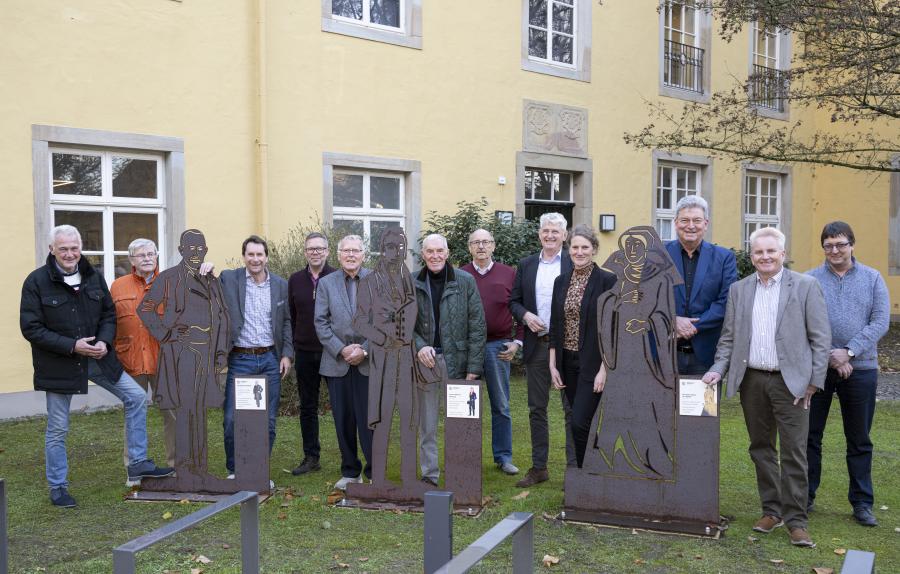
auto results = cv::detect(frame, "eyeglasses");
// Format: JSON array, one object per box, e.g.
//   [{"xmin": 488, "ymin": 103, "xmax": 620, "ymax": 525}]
[
  {"xmin": 340, "ymin": 248, "xmax": 363, "ymax": 255},
  {"xmin": 305, "ymin": 247, "xmax": 327, "ymax": 254},
  {"xmin": 468, "ymin": 240, "xmax": 494, "ymax": 247},
  {"xmin": 130, "ymin": 252, "xmax": 157, "ymax": 260},
  {"xmin": 822, "ymin": 242, "xmax": 851, "ymax": 252}
]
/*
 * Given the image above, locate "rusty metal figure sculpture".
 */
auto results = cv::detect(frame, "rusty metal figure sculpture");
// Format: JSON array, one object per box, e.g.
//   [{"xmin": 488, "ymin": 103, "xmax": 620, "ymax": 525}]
[{"xmin": 137, "ymin": 229, "xmax": 232, "ymax": 491}]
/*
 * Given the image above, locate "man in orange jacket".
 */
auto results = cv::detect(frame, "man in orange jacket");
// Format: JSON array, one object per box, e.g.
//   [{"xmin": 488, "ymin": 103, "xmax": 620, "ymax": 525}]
[{"xmin": 111, "ymin": 238, "xmax": 176, "ymax": 478}]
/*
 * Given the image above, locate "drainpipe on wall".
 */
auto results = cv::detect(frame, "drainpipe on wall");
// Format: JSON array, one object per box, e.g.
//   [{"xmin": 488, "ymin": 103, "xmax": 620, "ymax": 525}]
[{"xmin": 256, "ymin": 0, "xmax": 270, "ymax": 237}]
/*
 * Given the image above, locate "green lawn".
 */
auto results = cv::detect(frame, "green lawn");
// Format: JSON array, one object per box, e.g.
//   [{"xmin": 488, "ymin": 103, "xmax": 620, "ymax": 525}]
[{"xmin": 2, "ymin": 379, "xmax": 898, "ymax": 573}]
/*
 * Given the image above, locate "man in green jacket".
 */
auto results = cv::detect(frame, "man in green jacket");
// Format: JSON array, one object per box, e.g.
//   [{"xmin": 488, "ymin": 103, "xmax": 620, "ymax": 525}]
[{"xmin": 414, "ymin": 233, "xmax": 486, "ymax": 486}]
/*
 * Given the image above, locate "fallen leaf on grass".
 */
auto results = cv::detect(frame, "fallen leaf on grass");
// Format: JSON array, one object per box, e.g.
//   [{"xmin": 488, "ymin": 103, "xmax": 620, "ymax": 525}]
[
  {"xmin": 834, "ymin": 548, "xmax": 847, "ymax": 556},
  {"xmin": 812, "ymin": 568, "xmax": 834, "ymax": 574},
  {"xmin": 894, "ymin": 527, "xmax": 900, "ymax": 533},
  {"xmin": 541, "ymin": 512, "xmax": 555, "ymax": 521},
  {"xmin": 634, "ymin": 558, "xmax": 645, "ymax": 565},
  {"xmin": 327, "ymin": 492, "xmax": 345, "ymax": 505},
  {"xmin": 178, "ymin": 499, "xmax": 190, "ymax": 504},
  {"xmin": 631, "ymin": 529, "xmax": 638, "ymax": 535},
  {"xmin": 191, "ymin": 569, "xmax": 203, "ymax": 574},
  {"xmin": 277, "ymin": 512, "xmax": 287, "ymax": 520},
  {"xmin": 222, "ymin": 543, "xmax": 231, "ymax": 549},
  {"xmin": 281, "ymin": 468, "xmax": 293, "ymax": 474},
  {"xmin": 281, "ymin": 502, "xmax": 290, "ymax": 508},
  {"xmin": 694, "ymin": 555, "xmax": 703, "ymax": 560},
  {"xmin": 880, "ymin": 505, "xmax": 889, "ymax": 511},
  {"xmin": 311, "ymin": 496, "xmax": 321, "ymax": 502},
  {"xmin": 162, "ymin": 511, "xmax": 173, "ymax": 520},
  {"xmin": 337, "ymin": 563, "xmax": 350, "ymax": 569},
  {"xmin": 747, "ymin": 536, "xmax": 759, "ymax": 542},
  {"xmin": 358, "ymin": 557, "xmax": 369, "ymax": 562},
  {"xmin": 284, "ymin": 489, "xmax": 295, "ymax": 500},
  {"xmin": 194, "ymin": 555, "xmax": 212, "ymax": 565},
  {"xmin": 542, "ymin": 554, "xmax": 560, "ymax": 567},
  {"xmin": 322, "ymin": 520, "xmax": 332, "ymax": 529},
  {"xmin": 770, "ymin": 559, "xmax": 784, "ymax": 564},
  {"xmin": 511, "ymin": 490, "xmax": 530, "ymax": 500}
]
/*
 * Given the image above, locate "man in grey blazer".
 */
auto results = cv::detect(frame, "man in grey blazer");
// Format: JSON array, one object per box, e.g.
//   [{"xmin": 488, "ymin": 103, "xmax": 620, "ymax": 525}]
[
  {"xmin": 315, "ymin": 234, "xmax": 373, "ymax": 490},
  {"xmin": 703, "ymin": 227, "xmax": 830, "ymax": 549},
  {"xmin": 219, "ymin": 235, "xmax": 294, "ymax": 477}
]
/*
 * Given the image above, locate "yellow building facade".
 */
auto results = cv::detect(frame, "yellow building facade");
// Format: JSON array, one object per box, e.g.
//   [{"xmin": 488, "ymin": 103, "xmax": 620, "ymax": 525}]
[{"xmin": 1, "ymin": 1, "xmax": 896, "ymax": 411}]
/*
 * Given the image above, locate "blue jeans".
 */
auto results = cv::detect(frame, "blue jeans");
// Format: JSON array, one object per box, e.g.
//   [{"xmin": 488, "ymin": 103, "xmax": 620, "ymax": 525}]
[
  {"xmin": 45, "ymin": 361, "xmax": 149, "ymax": 489},
  {"xmin": 482, "ymin": 339, "xmax": 514, "ymax": 464},
  {"xmin": 807, "ymin": 368, "xmax": 878, "ymax": 509},
  {"xmin": 223, "ymin": 350, "xmax": 281, "ymax": 473}
]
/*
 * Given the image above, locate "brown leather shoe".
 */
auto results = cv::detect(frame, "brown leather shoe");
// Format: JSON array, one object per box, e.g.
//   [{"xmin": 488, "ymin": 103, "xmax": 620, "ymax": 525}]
[
  {"xmin": 752, "ymin": 515, "xmax": 784, "ymax": 533},
  {"xmin": 789, "ymin": 527, "xmax": 816, "ymax": 548},
  {"xmin": 515, "ymin": 467, "xmax": 549, "ymax": 488}
]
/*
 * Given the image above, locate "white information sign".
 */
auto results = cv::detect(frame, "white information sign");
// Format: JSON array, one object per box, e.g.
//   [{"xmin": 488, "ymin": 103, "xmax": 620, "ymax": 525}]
[
  {"xmin": 679, "ymin": 378, "xmax": 718, "ymax": 417},
  {"xmin": 446, "ymin": 383, "xmax": 480, "ymax": 419},
  {"xmin": 235, "ymin": 377, "xmax": 266, "ymax": 411}
]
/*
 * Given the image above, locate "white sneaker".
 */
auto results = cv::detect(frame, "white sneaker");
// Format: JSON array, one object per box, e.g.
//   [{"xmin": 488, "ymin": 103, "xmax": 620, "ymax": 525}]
[
  {"xmin": 334, "ymin": 474, "xmax": 363, "ymax": 490},
  {"xmin": 125, "ymin": 478, "xmax": 141, "ymax": 487},
  {"xmin": 227, "ymin": 474, "xmax": 235, "ymax": 479}
]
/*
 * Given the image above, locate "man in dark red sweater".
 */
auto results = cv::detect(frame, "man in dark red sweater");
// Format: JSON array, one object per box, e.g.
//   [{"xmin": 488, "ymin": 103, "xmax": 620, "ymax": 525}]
[
  {"xmin": 461, "ymin": 229, "xmax": 523, "ymax": 476},
  {"xmin": 287, "ymin": 232, "xmax": 335, "ymax": 475}
]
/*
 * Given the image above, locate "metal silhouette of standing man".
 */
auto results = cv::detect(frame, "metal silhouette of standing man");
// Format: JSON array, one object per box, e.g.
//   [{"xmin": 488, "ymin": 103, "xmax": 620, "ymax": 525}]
[{"xmin": 138, "ymin": 229, "xmax": 230, "ymax": 483}]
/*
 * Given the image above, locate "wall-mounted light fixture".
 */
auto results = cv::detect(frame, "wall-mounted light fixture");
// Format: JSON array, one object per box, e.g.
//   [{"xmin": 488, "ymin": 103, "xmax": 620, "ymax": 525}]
[
  {"xmin": 495, "ymin": 210, "xmax": 513, "ymax": 225},
  {"xmin": 599, "ymin": 214, "xmax": 616, "ymax": 232}
]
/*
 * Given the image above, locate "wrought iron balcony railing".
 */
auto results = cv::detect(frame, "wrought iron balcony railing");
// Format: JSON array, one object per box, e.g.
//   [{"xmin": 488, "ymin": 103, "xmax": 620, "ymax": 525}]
[
  {"xmin": 664, "ymin": 39, "xmax": 704, "ymax": 93},
  {"xmin": 749, "ymin": 64, "xmax": 786, "ymax": 112}
]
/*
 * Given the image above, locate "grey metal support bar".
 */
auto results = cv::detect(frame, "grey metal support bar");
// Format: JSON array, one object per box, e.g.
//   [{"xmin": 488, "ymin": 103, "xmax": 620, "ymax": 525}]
[
  {"xmin": 1, "ymin": 479, "xmax": 7, "ymax": 574},
  {"xmin": 435, "ymin": 513, "xmax": 534, "ymax": 574},
  {"xmin": 841, "ymin": 549, "xmax": 876, "ymax": 574},
  {"xmin": 424, "ymin": 491, "xmax": 453, "ymax": 574},
  {"xmin": 112, "ymin": 490, "xmax": 259, "ymax": 574}
]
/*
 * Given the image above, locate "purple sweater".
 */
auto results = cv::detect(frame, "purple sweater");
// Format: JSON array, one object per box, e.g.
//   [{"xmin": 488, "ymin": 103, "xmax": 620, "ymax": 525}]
[{"xmin": 461, "ymin": 261, "xmax": 524, "ymax": 343}]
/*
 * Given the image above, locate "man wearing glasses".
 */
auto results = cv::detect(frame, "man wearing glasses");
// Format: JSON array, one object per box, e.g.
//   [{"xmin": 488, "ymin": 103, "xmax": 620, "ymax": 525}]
[
  {"xmin": 461, "ymin": 229, "xmax": 522, "ymax": 476},
  {"xmin": 806, "ymin": 222, "xmax": 890, "ymax": 527},
  {"xmin": 111, "ymin": 239, "xmax": 179, "ymax": 479},
  {"xmin": 288, "ymin": 232, "xmax": 335, "ymax": 476}
]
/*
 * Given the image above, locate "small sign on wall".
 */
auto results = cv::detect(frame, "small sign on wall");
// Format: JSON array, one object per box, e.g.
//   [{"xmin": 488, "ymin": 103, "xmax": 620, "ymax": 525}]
[
  {"xmin": 679, "ymin": 378, "xmax": 718, "ymax": 417},
  {"xmin": 235, "ymin": 377, "xmax": 266, "ymax": 410},
  {"xmin": 446, "ymin": 383, "xmax": 480, "ymax": 419}
]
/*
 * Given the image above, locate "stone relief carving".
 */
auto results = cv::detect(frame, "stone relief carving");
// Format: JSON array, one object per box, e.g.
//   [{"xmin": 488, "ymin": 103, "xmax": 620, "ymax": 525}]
[{"xmin": 523, "ymin": 100, "xmax": 588, "ymax": 158}]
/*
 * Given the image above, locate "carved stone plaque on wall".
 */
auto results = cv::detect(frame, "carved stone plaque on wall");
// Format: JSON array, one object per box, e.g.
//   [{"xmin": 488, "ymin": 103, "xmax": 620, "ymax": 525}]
[{"xmin": 523, "ymin": 100, "xmax": 588, "ymax": 158}]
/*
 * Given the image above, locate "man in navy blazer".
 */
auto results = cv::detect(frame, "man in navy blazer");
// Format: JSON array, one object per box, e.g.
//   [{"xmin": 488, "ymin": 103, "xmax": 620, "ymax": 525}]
[{"xmin": 665, "ymin": 196, "xmax": 738, "ymax": 376}]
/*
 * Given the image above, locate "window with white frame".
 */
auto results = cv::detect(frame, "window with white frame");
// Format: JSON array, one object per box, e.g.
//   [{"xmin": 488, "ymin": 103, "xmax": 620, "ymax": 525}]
[
  {"xmin": 332, "ymin": 0, "xmax": 403, "ymax": 31},
  {"xmin": 527, "ymin": 0, "xmax": 576, "ymax": 67},
  {"xmin": 523, "ymin": 168, "xmax": 575, "ymax": 223},
  {"xmin": 663, "ymin": 1, "xmax": 704, "ymax": 93},
  {"xmin": 655, "ymin": 163, "xmax": 701, "ymax": 241},
  {"xmin": 743, "ymin": 172, "xmax": 781, "ymax": 249},
  {"xmin": 49, "ymin": 147, "xmax": 165, "ymax": 284},
  {"xmin": 749, "ymin": 22, "xmax": 786, "ymax": 111},
  {"xmin": 332, "ymin": 169, "xmax": 404, "ymax": 253}
]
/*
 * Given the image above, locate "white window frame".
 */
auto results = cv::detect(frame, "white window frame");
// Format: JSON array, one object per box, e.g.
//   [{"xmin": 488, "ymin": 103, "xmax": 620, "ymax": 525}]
[
  {"xmin": 521, "ymin": 0, "xmax": 591, "ymax": 82},
  {"xmin": 524, "ymin": 168, "xmax": 575, "ymax": 204},
  {"xmin": 527, "ymin": 0, "xmax": 578, "ymax": 70},
  {"xmin": 48, "ymin": 147, "xmax": 167, "ymax": 285},
  {"xmin": 322, "ymin": 0, "xmax": 422, "ymax": 50},
  {"xmin": 659, "ymin": 1, "xmax": 711, "ymax": 103},
  {"xmin": 748, "ymin": 22, "xmax": 791, "ymax": 119},
  {"xmin": 742, "ymin": 171, "xmax": 782, "ymax": 250},
  {"xmin": 655, "ymin": 162, "xmax": 702, "ymax": 242},
  {"xmin": 332, "ymin": 168, "xmax": 405, "ymax": 252},
  {"xmin": 752, "ymin": 22, "xmax": 779, "ymax": 70}
]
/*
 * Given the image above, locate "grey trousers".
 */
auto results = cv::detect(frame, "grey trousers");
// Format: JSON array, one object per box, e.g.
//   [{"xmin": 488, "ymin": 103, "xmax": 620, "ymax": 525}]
[
  {"xmin": 739, "ymin": 369, "xmax": 810, "ymax": 529},
  {"xmin": 525, "ymin": 339, "xmax": 575, "ymax": 470},
  {"xmin": 418, "ymin": 381, "xmax": 443, "ymax": 481}
]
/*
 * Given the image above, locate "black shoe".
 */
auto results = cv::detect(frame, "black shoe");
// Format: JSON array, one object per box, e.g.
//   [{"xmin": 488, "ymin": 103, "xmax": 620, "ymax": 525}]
[
  {"xmin": 50, "ymin": 487, "xmax": 76, "ymax": 508},
  {"xmin": 127, "ymin": 459, "xmax": 175, "ymax": 481},
  {"xmin": 291, "ymin": 457, "xmax": 321, "ymax": 476},
  {"xmin": 853, "ymin": 506, "xmax": 878, "ymax": 527},
  {"xmin": 421, "ymin": 476, "xmax": 439, "ymax": 487}
]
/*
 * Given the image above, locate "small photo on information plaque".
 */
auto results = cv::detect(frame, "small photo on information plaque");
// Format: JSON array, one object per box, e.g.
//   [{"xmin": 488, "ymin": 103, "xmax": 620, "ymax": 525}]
[
  {"xmin": 679, "ymin": 378, "xmax": 718, "ymax": 417},
  {"xmin": 236, "ymin": 377, "xmax": 266, "ymax": 410},
  {"xmin": 446, "ymin": 384, "xmax": 479, "ymax": 419}
]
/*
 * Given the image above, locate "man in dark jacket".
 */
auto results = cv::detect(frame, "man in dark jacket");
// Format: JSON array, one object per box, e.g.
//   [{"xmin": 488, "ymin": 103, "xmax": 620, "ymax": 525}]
[
  {"xmin": 20, "ymin": 225, "xmax": 173, "ymax": 508},
  {"xmin": 414, "ymin": 233, "xmax": 486, "ymax": 486}
]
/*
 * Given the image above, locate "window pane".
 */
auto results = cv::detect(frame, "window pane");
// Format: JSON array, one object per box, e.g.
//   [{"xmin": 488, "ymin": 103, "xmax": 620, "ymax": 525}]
[
  {"xmin": 528, "ymin": 28, "xmax": 547, "ymax": 59},
  {"xmin": 552, "ymin": 3, "xmax": 573, "ymax": 34},
  {"xmin": 54, "ymin": 210, "xmax": 103, "ymax": 251},
  {"xmin": 52, "ymin": 153, "xmax": 101, "ymax": 196},
  {"xmin": 552, "ymin": 33, "xmax": 573, "ymax": 64},
  {"xmin": 112, "ymin": 157, "xmax": 157, "ymax": 199},
  {"xmin": 660, "ymin": 166, "xmax": 671, "ymax": 189},
  {"xmin": 332, "ymin": 0, "xmax": 363, "ymax": 19},
  {"xmin": 370, "ymin": 220, "xmax": 402, "ymax": 252},
  {"xmin": 532, "ymin": 171, "xmax": 553, "ymax": 201},
  {"xmin": 333, "ymin": 218, "xmax": 364, "ymax": 238},
  {"xmin": 113, "ymin": 212, "xmax": 158, "ymax": 251},
  {"xmin": 687, "ymin": 169, "xmax": 697, "ymax": 191},
  {"xmin": 529, "ymin": 0, "xmax": 547, "ymax": 27},
  {"xmin": 370, "ymin": 176, "xmax": 400, "ymax": 210},
  {"xmin": 370, "ymin": 0, "xmax": 400, "ymax": 27},
  {"xmin": 657, "ymin": 219, "xmax": 673, "ymax": 241},
  {"xmin": 556, "ymin": 173, "xmax": 572, "ymax": 202},
  {"xmin": 671, "ymin": 4, "xmax": 682, "ymax": 34},
  {"xmin": 333, "ymin": 173, "xmax": 364, "ymax": 208},
  {"xmin": 524, "ymin": 170, "xmax": 534, "ymax": 200},
  {"xmin": 676, "ymin": 168, "xmax": 687, "ymax": 191},
  {"xmin": 82, "ymin": 254, "xmax": 104, "ymax": 277},
  {"xmin": 114, "ymin": 254, "xmax": 132, "ymax": 278}
]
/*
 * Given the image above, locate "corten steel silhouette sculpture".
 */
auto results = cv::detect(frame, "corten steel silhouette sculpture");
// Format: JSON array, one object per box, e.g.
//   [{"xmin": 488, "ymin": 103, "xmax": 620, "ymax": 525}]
[
  {"xmin": 346, "ymin": 229, "xmax": 482, "ymax": 508},
  {"xmin": 136, "ymin": 229, "xmax": 269, "ymax": 496},
  {"xmin": 563, "ymin": 226, "xmax": 721, "ymax": 536}
]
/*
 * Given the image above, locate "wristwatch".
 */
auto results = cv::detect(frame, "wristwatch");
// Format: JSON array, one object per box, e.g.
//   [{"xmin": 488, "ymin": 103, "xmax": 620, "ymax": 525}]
[{"xmin": 846, "ymin": 347, "xmax": 855, "ymax": 358}]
